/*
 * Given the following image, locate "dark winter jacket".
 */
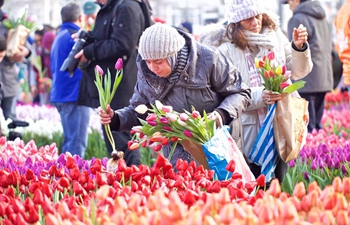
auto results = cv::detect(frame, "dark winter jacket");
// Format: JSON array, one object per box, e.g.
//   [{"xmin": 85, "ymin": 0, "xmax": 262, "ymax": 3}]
[
  {"xmin": 111, "ymin": 31, "xmax": 252, "ymax": 166},
  {"xmin": 78, "ymin": 0, "xmax": 146, "ymax": 109},
  {"xmin": 287, "ymin": 0, "xmax": 333, "ymax": 93}
]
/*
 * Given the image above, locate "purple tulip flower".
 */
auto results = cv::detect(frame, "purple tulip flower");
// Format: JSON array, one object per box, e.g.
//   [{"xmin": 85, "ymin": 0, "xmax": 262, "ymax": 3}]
[
  {"xmin": 288, "ymin": 160, "xmax": 296, "ymax": 168},
  {"xmin": 310, "ymin": 160, "xmax": 317, "ymax": 170}
]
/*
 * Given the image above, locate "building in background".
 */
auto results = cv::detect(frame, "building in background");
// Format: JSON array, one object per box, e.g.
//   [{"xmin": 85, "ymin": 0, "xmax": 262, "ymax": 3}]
[
  {"xmin": 1, "ymin": 0, "xmax": 346, "ymax": 36},
  {"xmin": 2, "ymin": 0, "xmax": 87, "ymax": 29}
]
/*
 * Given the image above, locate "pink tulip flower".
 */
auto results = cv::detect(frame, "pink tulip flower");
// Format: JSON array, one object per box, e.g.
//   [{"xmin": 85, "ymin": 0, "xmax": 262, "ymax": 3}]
[
  {"xmin": 148, "ymin": 121, "xmax": 158, "ymax": 126},
  {"xmin": 160, "ymin": 117, "xmax": 169, "ymax": 124},
  {"xmin": 115, "ymin": 58, "xmax": 123, "ymax": 71},
  {"xmin": 146, "ymin": 113, "xmax": 157, "ymax": 121},
  {"xmin": 179, "ymin": 113, "xmax": 189, "ymax": 122},
  {"xmin": 166, "ymin": 113, "xmax": 178, "ymax": 122},
  {"xmin": 267, "ymin": 51, "xmax": 275, "ymax": 61},
  {"xmin": 95, "ymin": 65, "xmax": 104, "ymax": 75},
  {"xmin": 282, "ymin": 65, "xmax": 287, "ymax": 75},
  {"xmin": 163, "ymin": 126, "xmax": 173, "ymax": 131},
  {"xmin": 162, "ymin": 105, "xmax": 173, "ymax": 113},
  {"xmin": 183, "ymin": 130, "xmax": 193, "ymax": 138},
  {"xmin": 280, "ymin": 82, "xmax": 290, "ymax": 89}
]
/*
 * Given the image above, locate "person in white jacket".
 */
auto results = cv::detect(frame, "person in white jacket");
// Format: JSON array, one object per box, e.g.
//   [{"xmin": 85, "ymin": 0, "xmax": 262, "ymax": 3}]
[{"xmin": 200, "ymin": 0, "xmax": 313, "ymax": 184}]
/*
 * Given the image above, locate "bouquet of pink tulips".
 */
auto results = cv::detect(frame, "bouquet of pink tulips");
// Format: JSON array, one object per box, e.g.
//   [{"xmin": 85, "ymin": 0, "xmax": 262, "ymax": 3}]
[
  {"xmin": 132, "ymin": 101, "xmax": 216, "ymax": 147},
  {"xmin": 131, "ymin": 101, "xmax": 255, "ymax": 182}
]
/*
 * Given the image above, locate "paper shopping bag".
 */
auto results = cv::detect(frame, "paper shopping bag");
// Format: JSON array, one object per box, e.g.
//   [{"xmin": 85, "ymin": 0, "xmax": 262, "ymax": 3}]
[
  {"xmin": 6, "ymin": 24, "xmax": 30, "ymax": 57},
  {"xmin": 273, "ymin": 93, "xmax": 309, "ymax": 163},
  {"xmin": 181, "ymin": 139, "xmax": 209, "ymax": 169}
]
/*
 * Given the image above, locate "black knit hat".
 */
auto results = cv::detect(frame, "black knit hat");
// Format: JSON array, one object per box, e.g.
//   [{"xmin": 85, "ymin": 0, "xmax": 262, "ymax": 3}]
[{"xmin": 0, "ymin": 0, "xmax": 4, "ymax": 7}]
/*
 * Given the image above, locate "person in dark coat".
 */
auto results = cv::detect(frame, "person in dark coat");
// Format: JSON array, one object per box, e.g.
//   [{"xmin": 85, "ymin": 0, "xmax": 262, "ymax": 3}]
[
  {"xmin": 74, "ymin": 0, "xmax": 148, "ymax": 166},
  {"xmin": 282, "ymin": 0, "xmax": 333, "ymax": 132}
]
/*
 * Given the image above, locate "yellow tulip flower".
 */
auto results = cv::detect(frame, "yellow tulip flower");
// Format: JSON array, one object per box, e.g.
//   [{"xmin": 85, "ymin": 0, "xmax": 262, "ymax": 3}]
[{"xmin": 275, "ymin": 65, "xmax": 283, "ymax": 75}]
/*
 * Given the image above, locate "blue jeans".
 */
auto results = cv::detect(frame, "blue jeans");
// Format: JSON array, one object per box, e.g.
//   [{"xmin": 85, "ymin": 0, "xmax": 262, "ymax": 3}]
[{"xmin": 52, "ymin": 102, "xmax": 90, "ymax": 158}]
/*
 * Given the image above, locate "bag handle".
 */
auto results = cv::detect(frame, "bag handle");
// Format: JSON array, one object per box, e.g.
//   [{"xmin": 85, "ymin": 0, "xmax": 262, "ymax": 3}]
[{"xmin": 212, "ymin": 110, "xmax": 223, "ymax": 129}]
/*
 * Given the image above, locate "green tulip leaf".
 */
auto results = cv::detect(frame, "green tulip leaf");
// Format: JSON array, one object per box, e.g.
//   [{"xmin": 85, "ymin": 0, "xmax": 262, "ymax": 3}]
[{"xmin": 282, "ymin": 80, "xmax": 306, "ymax": 94}]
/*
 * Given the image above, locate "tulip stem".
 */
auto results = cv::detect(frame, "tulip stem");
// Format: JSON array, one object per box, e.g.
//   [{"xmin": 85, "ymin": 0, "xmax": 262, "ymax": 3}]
[
  {"xmin": 225, "ymin": 172, "xmax": 230, "ymax": 181},
  {"xmin": 168, "ymin": 141, "xmax": 178, "ymax": 163},
  {"xmin": 104, "ymin": 124, "xmax": 115, "ymax": 153}
]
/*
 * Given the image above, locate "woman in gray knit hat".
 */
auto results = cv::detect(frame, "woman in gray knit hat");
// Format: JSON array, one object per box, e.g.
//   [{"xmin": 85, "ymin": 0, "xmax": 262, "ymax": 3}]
[
  {"xmin": 99, "ymin": 23, "xmax": 252, "ymax": 167},
  {"xmin": 200, "ymin": 0, "xmax": 312, "ymax": 184}
]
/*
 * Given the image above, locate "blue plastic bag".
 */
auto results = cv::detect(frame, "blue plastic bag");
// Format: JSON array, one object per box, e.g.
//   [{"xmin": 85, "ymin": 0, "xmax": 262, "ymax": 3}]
[{"xmin": 202, "ymin": 125, "xmax": 255, "ymax": 181}]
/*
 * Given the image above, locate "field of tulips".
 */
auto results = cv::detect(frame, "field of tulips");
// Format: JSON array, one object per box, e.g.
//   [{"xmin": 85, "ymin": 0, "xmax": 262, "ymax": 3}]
[{"xmin": 0, "ymin": 90, "xmax": 350, "ymax": 224}]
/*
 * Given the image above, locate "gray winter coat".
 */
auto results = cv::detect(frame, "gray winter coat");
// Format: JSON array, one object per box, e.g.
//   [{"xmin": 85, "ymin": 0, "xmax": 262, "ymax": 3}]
[
  {"xmin": 112, "ymin": 30, "xmax": 251, "ymax": 166},
  {"xmin": 287, "ymin": 0, "xmax": 333, "ymax": 93}
]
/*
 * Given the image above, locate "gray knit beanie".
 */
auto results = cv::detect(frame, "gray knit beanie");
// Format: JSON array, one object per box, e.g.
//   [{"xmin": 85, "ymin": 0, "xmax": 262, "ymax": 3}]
[
  {"xmin": 225, "ymin": 0, "xmax": 264, "ymax": 24},
  {"xmin": 138, "ymin": 23, "xmax": 185, "ymax": 60}
]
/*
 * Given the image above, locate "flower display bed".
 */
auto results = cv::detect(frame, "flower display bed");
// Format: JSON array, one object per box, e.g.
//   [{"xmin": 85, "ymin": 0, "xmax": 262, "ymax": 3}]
[
  {"xmin": 0, "ymin": 137, "xmax": 349, "ymax": 224},
  {"xmin": 0, "ymin": 91, "xmax": 349, "ymax": 224}
]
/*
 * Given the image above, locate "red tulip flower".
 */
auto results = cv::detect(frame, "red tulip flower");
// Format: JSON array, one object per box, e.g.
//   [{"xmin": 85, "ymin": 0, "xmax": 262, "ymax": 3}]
[{"xmin": 225, "ymin": 160, "xmax": 235, "ymax": 173}]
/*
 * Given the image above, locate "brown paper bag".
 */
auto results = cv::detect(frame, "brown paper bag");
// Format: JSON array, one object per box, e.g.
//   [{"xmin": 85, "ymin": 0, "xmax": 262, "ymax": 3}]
[
  {"xmin": 273, "ymin": 93, "xmax": 309, "ymax": 163},
  {"xmin": 6, "ymin": 24, "xmax": 31, "ymax": 57},
  {"xmin": 181, "ymin": 139, "xmax": 209, "ymax": 169}
]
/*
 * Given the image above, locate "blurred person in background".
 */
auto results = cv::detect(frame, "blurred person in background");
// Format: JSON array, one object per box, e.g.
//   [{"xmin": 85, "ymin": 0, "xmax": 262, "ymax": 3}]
[
  {"xmin": 30, "ymin": 24, "xmax": 54, "ymax": 104},
  {"xmin": 180, "ymin": 20, "xmax": 193, "ymax": 34},
  {"xmin": 282, "ymin": 0, "xmax": 333, "ymax": 132},
  {"xmin": 50, "ymin": 3, "xmax": 90, "ymax": 159},
  {"xmin": 334, "ymin": 0, "xmax": 350, "ymax": 92},
  {"xmin": 83, "ymin": 1, "xmax": 99, "ymax": 31},
  {"xmin": 37, "ymin": 30, "xmax": 55, "ymax": 105},
  {"xmin": 0, "ymin": 35, "xmax": 7, "ymax": 135},
  {"xmin": 0, "ymin": 0, "xmax": 31, "ymax": 120}
]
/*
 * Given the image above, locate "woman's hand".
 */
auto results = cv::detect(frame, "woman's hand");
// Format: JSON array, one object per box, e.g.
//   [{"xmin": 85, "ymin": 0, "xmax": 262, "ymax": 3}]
[
  {"xmin": 262, "ymin": 89, "xmax": 282, "ymax": 105},
  {"xmin": 292, "ymin": 24, "xmax": 308, "ymax": 49},
  {"xmin": 9, "ymin": 45, "xmax": 30, "ymax": 62},
  {"xmin": 99, "ymin": 104, "xmax": 114, "ymax": 125},
  {"xmin": 207, "ymin": 111, "xmax": 223, "ymax": 128}
]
